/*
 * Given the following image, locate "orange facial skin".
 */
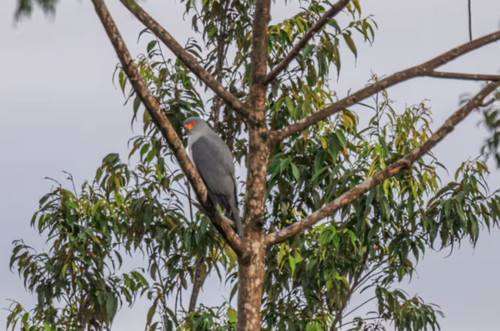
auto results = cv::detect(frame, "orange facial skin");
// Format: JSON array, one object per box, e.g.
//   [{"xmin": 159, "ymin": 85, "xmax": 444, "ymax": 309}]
[{"xmin": 184, "ymin": 121, "xmax": 196, "ymax": 131}]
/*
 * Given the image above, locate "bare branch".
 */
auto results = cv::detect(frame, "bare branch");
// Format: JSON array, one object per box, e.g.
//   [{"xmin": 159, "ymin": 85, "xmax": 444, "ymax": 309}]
[
  {"xmin": 426, "ymin": 71, "xmax": 500, "ymax": 81},
  {"xmin": 265, "ymin": 0, "xmax": 350, "ymax": 84},
  {"xmin": 272, "ymin": 29, "xmax": 500, "ymax": 142},
  {"xmin": 91, "ymin": 0, "xmax": 244, "ymax": 255},
  {"xmin": 119, "ymin": 0, "xmax": 249, "ymax": 119},
  {"xmin": 267, "ymin": 81, "xmax": 500, "ymax": 245},
  {"xmin": 468, "ymin": 0, "xmax": 473, "ymax": 41},
  {"xmin": 427, "ymin": 71, "xmax": 500, "ymax": 81},
  {"xmin": 188, "ymin": 255, "xmax": 206, "ymax": 313},
  {"xmin": 481, "ymin": 98, "xmax": 496, "ymax": 107}
]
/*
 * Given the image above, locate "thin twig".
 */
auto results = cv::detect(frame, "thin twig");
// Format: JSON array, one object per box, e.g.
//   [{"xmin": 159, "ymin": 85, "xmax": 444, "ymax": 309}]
[
  {"xmin": 343, "ymin": 296, "xmax": 377, "ymax": 318},
  {"xmin": 428, "ymin": 71, "xmax": 500, "ymax": 81},
  {"xmin": 468, "ymin": 0, "xmax": 473, "ymax": 41},
  {"xmin": 265, "ymin": 0, "xmax": 350, "ymax": 84}
]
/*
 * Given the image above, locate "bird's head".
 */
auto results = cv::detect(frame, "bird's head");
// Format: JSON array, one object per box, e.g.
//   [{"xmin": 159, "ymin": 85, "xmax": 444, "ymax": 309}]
[{"xmin": 182, "ymin": 117, "xmax": 209, "ymax": 136}]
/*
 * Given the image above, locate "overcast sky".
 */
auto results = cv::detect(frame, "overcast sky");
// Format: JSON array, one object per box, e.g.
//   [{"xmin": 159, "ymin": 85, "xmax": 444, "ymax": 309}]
[{"xmin": 1, "ymin": 0, "xmax": 500, "ymax": 330}]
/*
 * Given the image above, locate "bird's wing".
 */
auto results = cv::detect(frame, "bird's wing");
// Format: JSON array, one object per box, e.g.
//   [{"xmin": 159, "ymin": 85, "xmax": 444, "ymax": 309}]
[
  {"xmin": 191, "ymin": 135, "xmax": 237, "ymax": 197},
  {"xmin": 191, "ymin": 134, "xmax": 243, "ymax": 237}
]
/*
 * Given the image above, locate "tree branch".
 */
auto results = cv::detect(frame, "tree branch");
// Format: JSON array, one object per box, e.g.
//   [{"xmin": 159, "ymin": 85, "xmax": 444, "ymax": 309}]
[
  {"xmin": 266, "ymin": 81, "xmax": 500, "ymax": 245},
  {"xmin": 91, "ymin": 0, "xmax": 244, "ymax": 255},
  {"xmin": 119, "ymin": 0, "xmax": 249, "ymax": 119},
  {"xmin": 188, "ymin": 255, "xmax": 206, "ymax": 313},
  {"xmin": 427, "ymin": 71, "xmax": 500, "ymax": 81},
  {"xmin": 468, "ymin": 0, "xmax": 473, "ymax": 41},
  {"xmin": 264, "ymin": 0, "xmax": 350, "ymax": 84},
  {"xmin": 331, "ymin": 250, "xmax": 369, "ymax": 330},
  {"xmin": 271, "ymin": 29, "xmax": 500, "ymax": 142}
]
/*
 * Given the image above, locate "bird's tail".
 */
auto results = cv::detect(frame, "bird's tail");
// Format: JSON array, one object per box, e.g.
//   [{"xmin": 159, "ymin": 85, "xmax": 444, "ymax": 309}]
[{"xmin": 230, "ymin": 204, "xmax": 243, "ymax": 238}]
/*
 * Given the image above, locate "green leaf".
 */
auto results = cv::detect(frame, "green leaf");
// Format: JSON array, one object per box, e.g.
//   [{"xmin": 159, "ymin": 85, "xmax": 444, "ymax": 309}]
[
  {"xmin": 328, "ymin": 134, "xmax": 341, "ymax": 160},
  {"xmin": 352, "ymin": 0, "xmax": 362, "ymax": 14},
  {"xmin": 208, "ymin": 27, "xmax": 218, "ymax": 38},
  {"xmin": 314, "ymin": 150, "xmax": 326, "ymax": 174},
  {"xmin": 61, "ymin": 264, "xmax": 68, "ymax": 278},
  {"xmin": 285, "ymin": 97, "xmax": 295, "ymax": 116},
  {"xmin": 288, "ymin": 252, "xmax": 304, "ymax": 277},
  {"xmin": 335, "ymin": 129, "xmax": 347, "ymax": 147},
  {"xmin": 328, "ymin": 19, "xmax": 341, "ymax": 33},
  {"xmin": 455, "ymin": 201, "xmax": 466, "ymax": 224},
  {"xmin": 343, "ymin": 33, "xmax": 358, "ymax": 59},
  {"xmin": 291, "ymin": 163, "xmax": 300, "ymax": 181},
  {"xmin": 311, "ymin": 166, "xmax": 328, "ymax": 183},
  {"xmin": 149, "ymin": 322, "xmax": 159, "ymax": 331},
  {"xmin": 280, "ymin": 158, "xmax": 292, "ymax": 175},
  {"xmin": 147, "ymin": 302, "xmax": 157, "ymax": 326},
  {"xmin": 163, "ymin": 316, "xmax": 174, "ymax": 331},
  {"xmin": 147, "ymin": 40, "xmax": 158, "ymax": 53},
  {"xmin": 227, "ymin": 307, "xmax": 237, "ymax": 324},
  {"xmin": 230, "ymin": 282, "xmax": 238, "ymax": 303},
  {"xmin": 106, "ymin": 295, "xmax": 118, "ymax": 325},
  {"xmin": 133, "ymin": 96, "xmax": 141, "ymax": 114},
  {"xmin": 303, "ymin": 44, "xmax": 315, "ymax": 59},
  {"xmin": 444, "ymin": 199, "xmax": 452, "ymax": 218},
  {"xmin": 348, "ymin": 230, "xmax": 357, "ymax": 249}
]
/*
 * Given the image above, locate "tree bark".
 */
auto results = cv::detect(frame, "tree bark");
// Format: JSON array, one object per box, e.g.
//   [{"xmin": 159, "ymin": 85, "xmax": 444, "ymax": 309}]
[
  {"xmin": 237, "ymin": 232, "xmax": 267, "ymax": 331},
  {"xmin": 188, "ymin": 255, "xmax": 206, "ymax": 313},
  {"xmin": 244, "ymin": 0, "xmax": 272, "ymax": 228}
]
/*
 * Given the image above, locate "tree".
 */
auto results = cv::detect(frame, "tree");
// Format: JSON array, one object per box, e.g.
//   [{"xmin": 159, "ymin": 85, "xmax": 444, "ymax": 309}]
[{"xmin": 7, "ymin": 0, "xmax": 500, "ymax": 330}]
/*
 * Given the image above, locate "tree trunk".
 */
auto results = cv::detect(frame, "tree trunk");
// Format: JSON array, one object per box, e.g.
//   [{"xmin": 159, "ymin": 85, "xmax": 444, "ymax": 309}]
[{"xmin": 237, "ymin": 232, "xmax": 266, "ymax": 331}]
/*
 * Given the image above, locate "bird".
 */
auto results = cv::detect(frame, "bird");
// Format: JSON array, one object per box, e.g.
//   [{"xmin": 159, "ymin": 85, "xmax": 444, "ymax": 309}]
[{"xmin": 182, "ymin": 117, "xmax": 243, "ymax": 237}]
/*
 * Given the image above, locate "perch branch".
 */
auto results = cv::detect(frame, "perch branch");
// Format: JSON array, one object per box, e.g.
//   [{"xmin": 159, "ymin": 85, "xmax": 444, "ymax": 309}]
[{"xmin": 91, "ymin": 0, "xmax": 244, "ymax": 255}]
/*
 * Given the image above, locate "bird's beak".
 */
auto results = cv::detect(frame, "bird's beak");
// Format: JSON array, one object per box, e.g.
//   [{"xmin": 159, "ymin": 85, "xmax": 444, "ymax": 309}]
[
  {"xmin": 183, "ymin": 122, "xmax": 195, "ymax": 136},
  {"xmin": 185, "ymin": 122, "xmax": 195, "ymax": 131},
  {"xmin": 182, "ymin": 124, "xmax": 192, "ymax": 137}
]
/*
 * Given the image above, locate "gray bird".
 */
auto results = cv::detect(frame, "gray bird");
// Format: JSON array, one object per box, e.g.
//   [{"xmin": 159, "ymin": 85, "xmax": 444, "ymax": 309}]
[{"xmin": 182, "ymin": 117, "xmax": 243, "ymax": 237}]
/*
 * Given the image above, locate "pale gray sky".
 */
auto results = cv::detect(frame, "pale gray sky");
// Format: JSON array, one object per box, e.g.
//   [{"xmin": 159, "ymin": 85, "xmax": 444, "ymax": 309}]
[{"xmin": 1, "ymin": 0, "xmax": 500, "ymax": 330}]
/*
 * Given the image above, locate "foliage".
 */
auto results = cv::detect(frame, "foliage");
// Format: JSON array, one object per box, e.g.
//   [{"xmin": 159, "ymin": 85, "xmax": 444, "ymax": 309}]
[
  {"xmin": 14, "ymin": 0, "xmax": 59, "ymax": 21},
  {"xmin": 8, "ymin": 1, "xmax": 500, "ymax": 331}
]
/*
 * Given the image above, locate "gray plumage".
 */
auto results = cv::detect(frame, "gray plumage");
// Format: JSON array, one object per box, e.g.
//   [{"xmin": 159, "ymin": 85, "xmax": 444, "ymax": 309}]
[{"xmin": 183, "ymin": 117, "xmax": 243, "ymax": 237}]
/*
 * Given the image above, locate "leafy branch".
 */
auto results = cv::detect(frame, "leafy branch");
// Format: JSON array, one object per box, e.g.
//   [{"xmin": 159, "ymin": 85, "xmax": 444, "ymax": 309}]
[
  {"xmin": 90, "ymin": 0, "xmax": 244, "ymax": 254},
  {"xmin": 271, "ymin": 29, "xmax": 500, "ymax": 142},
  {"xmin": 268, "ymin": 81, "xmax": 500, "ymax": 244}
]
